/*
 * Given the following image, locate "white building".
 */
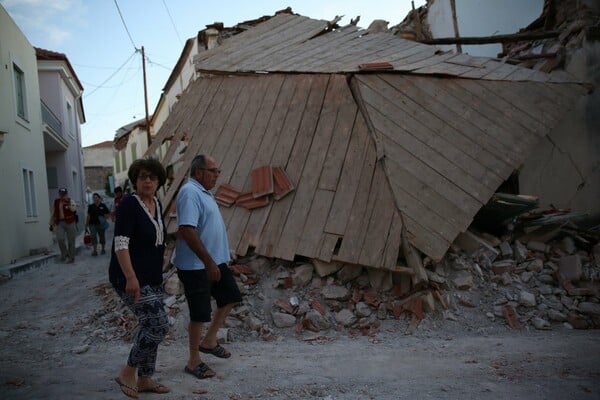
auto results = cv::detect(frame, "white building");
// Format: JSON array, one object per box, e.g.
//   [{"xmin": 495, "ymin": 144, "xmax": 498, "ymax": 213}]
[
  {"xmin": 37, "ymin": 47, "xmax": 86, "ymax": 213},
  {"xmin": 0, "ymin": 6, "xmax": 51, "ymax": 264},
  {"xmin": 0, "ymin": 6, "xmax": 87, "ymax": 265}
]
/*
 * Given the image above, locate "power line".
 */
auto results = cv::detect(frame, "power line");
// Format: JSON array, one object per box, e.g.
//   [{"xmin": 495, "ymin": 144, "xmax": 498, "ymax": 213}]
[
  {"xmin": 113, "ymin": 0, "xmax": 137, "ymax": 50},
  {"xmin": 83, "ymin": 51, "xmax": 138, "ymax": 98},
  {"xmin": 161, "ymin": 0, "xmax": 183, "ymax": 46}
]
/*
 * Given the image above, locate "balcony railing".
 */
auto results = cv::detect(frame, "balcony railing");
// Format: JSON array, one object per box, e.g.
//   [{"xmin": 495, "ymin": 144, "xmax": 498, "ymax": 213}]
[{"xmin": 41, "ymin": 100, "xmax": 62, "ymax": 136}]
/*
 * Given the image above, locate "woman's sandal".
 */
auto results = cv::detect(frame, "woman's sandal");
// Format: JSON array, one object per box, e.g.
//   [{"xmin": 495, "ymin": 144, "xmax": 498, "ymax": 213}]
[
  {"xmin": 115, "ymin": 377, "xmax": 138, "ymax": 399},
  {"xmin": 138, "ymin": 382, "xmax": 170, "ymax": 393}
]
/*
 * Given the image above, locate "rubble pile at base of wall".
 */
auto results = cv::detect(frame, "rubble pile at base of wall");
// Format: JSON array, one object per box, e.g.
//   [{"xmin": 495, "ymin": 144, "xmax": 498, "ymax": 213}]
[{"xmin": 80, "ymin": 216, "xmax": 599, "ymax": 344}]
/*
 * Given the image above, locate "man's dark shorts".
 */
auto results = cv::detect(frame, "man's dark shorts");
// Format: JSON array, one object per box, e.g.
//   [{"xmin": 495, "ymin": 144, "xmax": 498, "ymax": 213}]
[{"xmin": 177, "ymin": 263, "xmax": 242, "ymax": 323}]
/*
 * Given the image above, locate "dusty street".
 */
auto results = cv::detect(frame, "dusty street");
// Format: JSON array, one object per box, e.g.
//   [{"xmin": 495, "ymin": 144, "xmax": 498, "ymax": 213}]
[{"xmin": 1, "ymin": 229, "xmax": 599, "ymax": 400}]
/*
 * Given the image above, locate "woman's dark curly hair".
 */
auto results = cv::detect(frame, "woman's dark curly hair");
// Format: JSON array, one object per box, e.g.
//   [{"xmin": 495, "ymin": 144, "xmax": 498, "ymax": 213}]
[{"xmin": 128, "ymin": 158, "xmax": 167, "ymax": 191}]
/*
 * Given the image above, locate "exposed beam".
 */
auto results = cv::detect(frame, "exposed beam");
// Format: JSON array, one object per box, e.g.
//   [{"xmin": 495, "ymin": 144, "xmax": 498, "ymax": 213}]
[{"xmin": 419, "ymin": 30, "xmax": 560, "ymax": 45}]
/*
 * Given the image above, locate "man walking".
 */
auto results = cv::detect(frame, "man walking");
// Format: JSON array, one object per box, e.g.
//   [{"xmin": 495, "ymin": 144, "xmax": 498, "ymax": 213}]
[
  {"xmin": 50, "ymin": 187, "xmax": 78, "ymax": 263},
  {"xmin": 173, "ymin": 155, "xmax": 242, "ymax": 379}
]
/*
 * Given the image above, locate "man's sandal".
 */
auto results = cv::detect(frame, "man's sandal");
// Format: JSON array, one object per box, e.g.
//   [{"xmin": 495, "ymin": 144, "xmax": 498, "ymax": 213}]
[
  {"xmin": 184, "ymin": 362, "xmax": 216, "ymax": 379},
  {"xmin": 199, "ymin": 344, "xmax": 231, "ymax": 358}
]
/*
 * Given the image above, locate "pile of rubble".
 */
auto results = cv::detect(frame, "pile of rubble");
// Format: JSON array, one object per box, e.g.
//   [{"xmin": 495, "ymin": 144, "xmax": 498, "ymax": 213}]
[{"xmin": 79, "ymin": 215, "xmax": 599, "ymax": 344}]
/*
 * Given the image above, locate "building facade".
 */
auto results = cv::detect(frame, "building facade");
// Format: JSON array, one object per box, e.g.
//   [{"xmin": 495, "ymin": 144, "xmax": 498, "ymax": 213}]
[
  {"xmin": 37, "ymin": 47, "xmax": 86, "ymax": 217},
  {"xmin": 0, "ymin": 6, "xmax": 51, "ymax": 264}
]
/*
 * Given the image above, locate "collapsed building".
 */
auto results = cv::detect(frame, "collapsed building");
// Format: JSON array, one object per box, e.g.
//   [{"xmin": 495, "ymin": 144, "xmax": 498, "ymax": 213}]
[{"xmin": 128, "ymin": 7, "xmax": 598, "ymax": 334}]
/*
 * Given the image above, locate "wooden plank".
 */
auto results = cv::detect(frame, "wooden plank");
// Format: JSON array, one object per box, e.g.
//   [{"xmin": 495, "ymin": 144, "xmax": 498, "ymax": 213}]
[
  {"xmin": 318, "ymin": 233, "xmax": 341, "ymax": 262},
  {"xmin": 456, "ymin": 79, "xmax": 549, "ymax": 135},
  {"xmin": 382, "ymin": 211, "xmax": 403, "ymax": 270},
  {"xmin": 341, "ymin": 40, "xmax": 422, "ymax": 72},
  {"xmin": 274, "ymin": 75, "xmax": 346, "ymax": 260},
  {"xmin": 385, "ymin": 75, "xmax": 522, "ymax": 166},
  {"xmin": 403, "ymin": 213, "xmax": 452, "ymax": 262},
  {"xmin": 225, "ymin": 75, "xmax": 288, "ymax": 251},
  {"xmin": 160, "ymin": 77, "xmax": 225, "ymax": 210},
  {"xmin": 241, "ymin": 21, "xmax": 327, "ymax": 72},
  {"xmin": 380, "ymin": 135, "xmax": 482, "ymax": 216},
  {"xmin": 161, "ymin": 128, "xmax": 186, "ymax": 168},
  {"xmin": 360, "ymin": 75, "xmax": 505, "ymax": 187},
  {"xmin": 384, "ymin": 158, "xmax": 464, "ymax": 242},
  {"xmin": 333, "ymin": 158, "xmax": 380, "ymax": 264},
  {"xmin": 434, "ymin": 79, "xmax": 535, "ymax": 157},
  {"xmin": 376, "ymin": 74, "xmax": 515, "ymax": 172},
  {"xmin": 296, "ymin": 189, "xmax": 335, "ymax": 258},
  {"xmin": 323, "ymin": 112, "xmax": 371, "ymax": 235},
  {"xmin": 326, "ymin": 33, "xmax": 400, "ymax": 71},
  {"xmin": 480, "ymin": 62, "xmax": 520, "ymax": 81},
  {"xmin": 219, "ymin": 75, "xmax": 285, "ymax": 226},
  {"xmin": 414, "ymin": 60, "xmax": 476, "ymax": 76},
  {"xmin": 503, "ymin": 66, "xmax": 537, "ymax": 81},
  {"xmin": 385, "ymin": 156, "xmax": 471, "ymax": 231},
  {"xmin": 318, "ymin": 95, "xmax": 357, "ymax": 191},
  {"xmin": 395, "ymin": 51, "xmax": 456, "ymax": 72},
  {"xmin": 226, "ymin": 18, "xmax": 323, "ymax": 71},
  {"xmin": 195, "ymin": 14, "xmax": 302, "ymax": 65},
  {"xmin": 361, "ymin": 87, "xmax": 493, "ymax": 203},
  {"xmin": 306, "ymin": 32, "xmax": 390, "ymax": 71},
  {"xmin": 270, "ymin": 25, "xmax": 360, "ymax": 71},
  {"xmin": 256, "ymin": 75, "xmax": 330, "ymax": 257},
  {"xmin": 236, "ymin": 75, "xmax": 313, "ymax": 254},
  {"xmin": 210, "ymin": 76, "xmax": 256, "ymax": 165},
  {"xmin": 441, "ymin": 79, "xmax": 540, "ymax": 152},
  {"xmin": 459, "ymin": 59, "xmax": 505, "ymax": 79},
  {"xmin": 358, "ymin": 169, "xmax": 396, "ymax": 268}
]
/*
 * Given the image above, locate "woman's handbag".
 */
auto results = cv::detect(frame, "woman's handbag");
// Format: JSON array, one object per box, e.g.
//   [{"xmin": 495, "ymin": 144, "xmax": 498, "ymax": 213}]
[{"xmin": 83, "ymin": 229, "xmax": 92, "ymax": 246}]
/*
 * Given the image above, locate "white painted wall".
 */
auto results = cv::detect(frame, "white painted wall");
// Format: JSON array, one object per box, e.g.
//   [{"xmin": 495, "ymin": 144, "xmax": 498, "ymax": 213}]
[
  {"xmin": 38, "ymin": 64, "xmax": 86, "ymax": 214},
  {"xmin": 0, "ymin": 5, "xmax": 52, "ymax": 264},
  {"xmin": 427, "ymin": 0, "xmax": 544, "ymax": 56}
]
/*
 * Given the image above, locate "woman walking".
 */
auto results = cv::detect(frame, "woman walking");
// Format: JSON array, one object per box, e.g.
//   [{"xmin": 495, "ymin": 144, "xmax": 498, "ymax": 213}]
[{"xmin": 109, "ymin": 158, "xmax": 170, "ymax": 398}]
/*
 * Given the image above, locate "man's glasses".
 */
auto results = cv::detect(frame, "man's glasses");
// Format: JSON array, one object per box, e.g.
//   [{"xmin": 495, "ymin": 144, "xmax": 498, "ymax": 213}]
[
  {"xmin": 200, "ymin": 168, "xmax": 221, "ymax": 174},
  {"xmin": 138, "ymin": 173, "xmax": 159, "ymax": 181}
]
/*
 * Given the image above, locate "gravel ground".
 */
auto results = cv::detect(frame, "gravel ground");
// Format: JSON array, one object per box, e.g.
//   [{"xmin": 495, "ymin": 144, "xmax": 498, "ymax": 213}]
[{"xmin": 1, "ymin": 229, "xmax": 599, "ymax": 400}]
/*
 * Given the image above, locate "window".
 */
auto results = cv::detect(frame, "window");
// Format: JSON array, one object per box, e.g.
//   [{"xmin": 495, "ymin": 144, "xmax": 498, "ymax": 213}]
[
  {"xmin": 66, "ymin": 101, "xmax": 74, "ymax": 137},
  {"xmin": 121, "ymin": 150, "xmax": 126, "ymax": 171},
  {"xmin": 115, "ymin": 152, "xmax": 121, "ymax": 173},
  {"xmin": 131, "ymin": 142, "xmax": 137, "ymax": 161},
  {"xmin": 14, "ymin": 63, "xmax": 27, "ymax": 120},
  {"xmin": 46, "ymin": 167, "xmax": 58, "ymax": 188},
  {"xmin": 22, "ymin": 169, "xmax": 37, "ymax": 217}
]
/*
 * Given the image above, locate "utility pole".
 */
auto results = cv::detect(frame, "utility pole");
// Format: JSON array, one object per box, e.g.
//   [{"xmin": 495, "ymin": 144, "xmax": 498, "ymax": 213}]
[{"xmin": 141, "ymin": 46, "xmax": 151, "ymax": 146}]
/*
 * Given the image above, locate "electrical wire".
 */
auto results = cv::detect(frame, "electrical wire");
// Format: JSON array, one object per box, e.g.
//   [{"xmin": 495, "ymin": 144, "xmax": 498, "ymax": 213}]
[
  {"xmin": 83, "ymin": 51, "xmax": 138, "ymax": 98},
  {"xmin": 113, "ymin": 0, "xmax": 137, "ymax": 50},
  {"xmin": 161, "ymin": 0, "xmax": 183, "ymax": 46}
]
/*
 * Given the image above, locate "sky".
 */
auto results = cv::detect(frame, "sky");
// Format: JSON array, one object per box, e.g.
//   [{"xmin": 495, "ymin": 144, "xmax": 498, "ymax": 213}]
[{"xmin": 2, "ymin": 0, "xmax": 426, "ymax": 147}]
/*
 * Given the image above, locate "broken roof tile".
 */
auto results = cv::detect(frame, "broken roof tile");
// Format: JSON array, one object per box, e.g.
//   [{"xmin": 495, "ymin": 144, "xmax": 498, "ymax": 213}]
[
  {"xmin": 251, "ymin": 165, "xmax": 274, "ymax": 198},
  {"xmin": 215, "ymin": 183, "xmax": 241, "ymax": 207},
  {"xmin": 272, "ymin": 167, "xmax": 295, "ymax": 200},
  {"xmin": 358, "ymin": 62, "xmax": 393, "ymax": 70},
  {"xmin": 236, "ymin": 191, "xmax": 270, "ymax": 210}
]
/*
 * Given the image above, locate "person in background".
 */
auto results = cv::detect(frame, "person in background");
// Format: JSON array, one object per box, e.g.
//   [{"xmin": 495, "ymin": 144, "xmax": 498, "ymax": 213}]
[
  {"xmin": 174, "ymin": 154, "xmax": 242, "ymax": 380},
  {"xmin": 50, "ymin": 187, "xmax": 78, "ymax": 263},
  {"xmin": 109, "ymin": 158, "xmax": 171, "ymax": 398},
  {"xmin": 85, "ymin": 192, "xmax": 110, "ymax": 256},
  {"xmin": 111, "ymin": 186, "xmax": 124, "ymax": 222}
]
